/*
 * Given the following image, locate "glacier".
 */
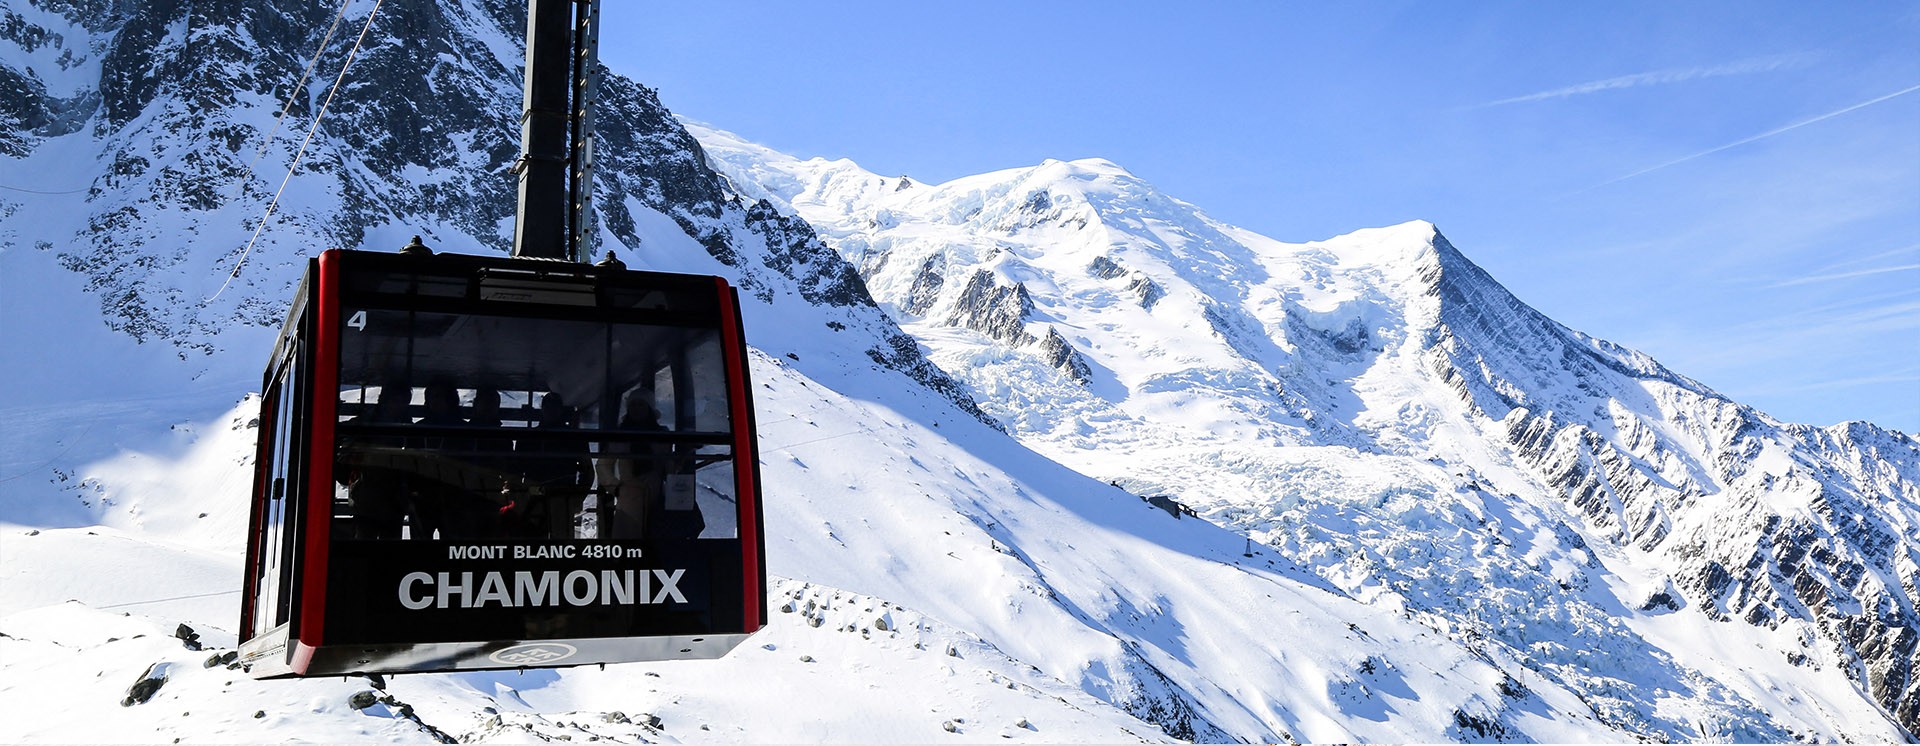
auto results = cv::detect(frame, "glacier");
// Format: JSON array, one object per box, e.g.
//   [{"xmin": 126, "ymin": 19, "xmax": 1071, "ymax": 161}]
[{"xmin": 3, "ymin": 0, "xmax": 1918, "ymax": 741}]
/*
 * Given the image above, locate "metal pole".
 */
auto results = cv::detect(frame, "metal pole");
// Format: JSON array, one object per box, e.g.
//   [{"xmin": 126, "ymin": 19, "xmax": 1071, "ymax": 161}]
[
  {"xmin": 511, "ymin": 0, "xmax": 576, "ymax": 260},
  {"xmin": 568, "ymin": 0, "xmax": 600, "ymax": 263}
]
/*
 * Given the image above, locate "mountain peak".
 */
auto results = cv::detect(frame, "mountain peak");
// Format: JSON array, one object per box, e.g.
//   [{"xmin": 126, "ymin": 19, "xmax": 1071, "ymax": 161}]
[
  {"xmin": 1022, "ymin": 157, "xmax": 1140, "ymax": 193},
  {"xmin": 700, "ymin": 126, "xmax": 1920, "ymax": 740},
  {"xmin": 1049, "ymin": 156, "xmax": 1131, "ymax": 175},
  {"xmin": 10, "ymin": 2, "xmax": 1920, "ymax": 742},
  {"xmin": 1316, "ymin": 219, "xmax": 1446, "ymax": 258}
]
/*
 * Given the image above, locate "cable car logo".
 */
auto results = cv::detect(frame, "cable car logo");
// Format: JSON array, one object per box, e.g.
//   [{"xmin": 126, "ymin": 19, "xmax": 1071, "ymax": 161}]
[{"xmin": 489, "ymin": 643, "xmax": 577, "ymax": 666}]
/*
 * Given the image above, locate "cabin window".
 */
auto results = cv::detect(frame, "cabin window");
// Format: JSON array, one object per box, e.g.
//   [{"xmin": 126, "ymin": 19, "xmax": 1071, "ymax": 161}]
[
  {"xmin": 248, "ymin": 341, "xmax": 306, "ymax": 637},
  {"xmin": 330, "ymin": 309, "xmax": 739, "ymax": 542}
]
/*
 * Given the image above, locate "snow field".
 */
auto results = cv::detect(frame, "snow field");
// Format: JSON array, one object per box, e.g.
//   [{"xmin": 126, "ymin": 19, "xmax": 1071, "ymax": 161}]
[{"xmin": 692, "ymin": 123, "xmax": 1916, "ymax": 741}]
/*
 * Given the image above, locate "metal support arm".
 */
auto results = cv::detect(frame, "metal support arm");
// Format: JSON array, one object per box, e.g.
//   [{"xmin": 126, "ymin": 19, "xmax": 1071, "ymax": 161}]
[{"xmin": 512, "ymin": 0, "xmax": 599, "ymax": 262}]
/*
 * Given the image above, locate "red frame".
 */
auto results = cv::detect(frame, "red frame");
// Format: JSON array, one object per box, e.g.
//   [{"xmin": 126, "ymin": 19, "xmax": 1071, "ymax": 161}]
[
  {"xmin": 290, "ymin": 250, "xmax": 344, "ymax": 672},
  {"xmin": 237, "ymin": 360, "xmax": 281, "ymax": 639},
  {"xmin": 251, "ymin": 251, "xmax": 766, "ymax": 675},
  {"xmin": 715, "ymin": 278, "xmax": 765, "ymax": 631}
]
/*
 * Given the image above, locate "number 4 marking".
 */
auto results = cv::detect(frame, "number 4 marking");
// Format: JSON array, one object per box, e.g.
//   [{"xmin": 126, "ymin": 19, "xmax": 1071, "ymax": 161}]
[{"xmin": 347, "ymin": 310, "xmax": 367, "ymax": 331}]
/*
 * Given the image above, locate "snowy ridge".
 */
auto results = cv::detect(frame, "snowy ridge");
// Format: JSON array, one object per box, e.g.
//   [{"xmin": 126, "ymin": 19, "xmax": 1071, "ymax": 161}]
[
  {"xmin": 2, "ymin": 0, "xmax": 1575, "ymax": 740},
  {"xmin": 3, "ymin": 0, "xmax": 1919, "ymax": 740},
  {"xmin": 4, "ymin": 349, "xmax": 1690, "ymax": 743},
  {"xmin": 693, "ymin": 121, "xmax": 1920, "ymax": 740}
]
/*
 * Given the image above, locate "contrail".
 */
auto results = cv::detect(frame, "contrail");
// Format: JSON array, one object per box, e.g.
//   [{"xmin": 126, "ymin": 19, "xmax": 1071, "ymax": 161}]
[
  {"xmin": 1589, "ymin": 82, "xmax": 1920, "ymax": 189},
  {"xmin": 1769, "ymin": 263, "xmax": 1920, "ymax": 288},
  {"xmin": 1482, "ymin": 53, "xmax": 1817, "ymax": 107}
]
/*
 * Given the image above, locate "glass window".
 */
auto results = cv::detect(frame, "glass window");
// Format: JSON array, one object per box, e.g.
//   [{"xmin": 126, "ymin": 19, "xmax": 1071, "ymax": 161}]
[
  {"xmin": 249, "ymin": 345, "xmax": 305, "ymax": 638},
  {"xmin": 332, "ymin": 307, "xmax": 738, "ymax": 542}
]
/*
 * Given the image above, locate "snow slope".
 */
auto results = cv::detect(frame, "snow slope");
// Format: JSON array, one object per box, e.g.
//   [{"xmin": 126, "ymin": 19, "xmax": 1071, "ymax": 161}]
[
  {"xmin": 6, "ymin": 343, "xmax": 1667, "ymax": 743},
  {"xmin": 693, "ymin": 122, "xmax": 1920, "ymax": 740},
  {"xmin": 3, "ymin": 0, "xmax": 1918, "ymax": 740}
]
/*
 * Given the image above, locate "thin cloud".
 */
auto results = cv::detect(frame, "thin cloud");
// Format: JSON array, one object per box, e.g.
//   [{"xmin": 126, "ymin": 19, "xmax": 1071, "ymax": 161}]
[
  {"xmin": 1480, "ymin": 53, "xmax": 1818, "ymax": 107},
  {"xmin": 1736, "ymin": 369, "xmax": 1920, "ymax": 398},
  {"xmin": 1768, "ymin": 263, "xmax": 1920, "ymax": 288},
  {"xmin": 1813, "ymin": 243, "xmax": 1920, "ymax": 272},
  {"xmin": 1731, "ymin": 285, "xmax": 1920, "ymax": 330},
  {"xmin": 1585, "ymin": 82, "xmax": 1920, "ymax": 190}
]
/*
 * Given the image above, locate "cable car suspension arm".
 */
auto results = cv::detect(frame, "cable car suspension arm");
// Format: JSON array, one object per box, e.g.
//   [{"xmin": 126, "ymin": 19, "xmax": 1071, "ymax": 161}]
[{"xmin": 511, "ymin": 0, "xmax": 600, "ymax": 263}]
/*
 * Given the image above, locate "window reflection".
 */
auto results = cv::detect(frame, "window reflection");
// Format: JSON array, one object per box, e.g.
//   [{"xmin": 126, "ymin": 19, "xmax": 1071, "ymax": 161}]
[{"xmin": 333, "ymin": 309, "xmax": 737, "ymax": 542}]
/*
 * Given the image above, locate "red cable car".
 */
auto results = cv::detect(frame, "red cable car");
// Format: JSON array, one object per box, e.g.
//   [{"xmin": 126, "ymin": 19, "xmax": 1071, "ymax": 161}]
[
  {"xmin": 238, "ymin": 0, "xmax": 766, "ymax": 676},
  {"xmin": 237, "ymin": 247, "xmax": 766, "ymax": 676}
]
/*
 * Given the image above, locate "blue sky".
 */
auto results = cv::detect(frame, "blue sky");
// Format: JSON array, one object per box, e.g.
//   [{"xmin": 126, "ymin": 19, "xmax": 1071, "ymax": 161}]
[{"xmin": 600, "ymin": 2, "xmax": 1920, "ymax": 433}]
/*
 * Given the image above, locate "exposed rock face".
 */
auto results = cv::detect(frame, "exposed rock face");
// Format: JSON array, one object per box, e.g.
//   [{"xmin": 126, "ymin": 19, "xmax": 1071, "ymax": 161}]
[
  {"xmin": 2, "ymin": 0, "xmax": 992, "ymax": 427},
  {"xmin": 946, "ymin": 270, "xmax": 1035, "ymax": 348},
  {"xmin": 1086, "ymin": 254, "xmax": 1127, "ymax": 280},
  {"xmin": 743, "ymin": 197, "xmax": 872, "ymax": 308},
  {"xmin": 1419, "ymin": 232, "xmax": 1920, "ymax": 736},
  {"xmin": 13, "ymin": 0, "xmax": 1920, "ymax": 739},
  {"xmin": 12, "ymin": 0, "xmax": 526, "ymax": 346},
  {"xmin": 1038, "ymin": 326, "xmax": 1091, "ymax": 385},
  {"xmin": 903, "ymin": 255, "xmax": 944, "ymax": 315},
  {"xmin": 694, "ymin": 128, "xmax": 1920, "ymax": 739},
  {"xmin": 1125, "ymin": 274, "xmax": 1164, "ymax": 309},
  {"xmin": 0, "ymin": 8, "xmax": 94, "ymax": 157}
]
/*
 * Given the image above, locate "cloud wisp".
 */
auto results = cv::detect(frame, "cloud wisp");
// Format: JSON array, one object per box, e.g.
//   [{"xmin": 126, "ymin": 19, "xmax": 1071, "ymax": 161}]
[
  {"xmin": 1815, "ymin": 243, "xmax": 1920, "ymax": 272},
  {"xmin": 1768, "ymin": 263, "xmax": 1920, "ymax": 288},
  {"xmin": 1584, "ymin": 82, "xmax": 1920, "ymax": 190},
  {"xmin": 1480, "ymin": 53, "xmax": 1819, "ymax": 107}
]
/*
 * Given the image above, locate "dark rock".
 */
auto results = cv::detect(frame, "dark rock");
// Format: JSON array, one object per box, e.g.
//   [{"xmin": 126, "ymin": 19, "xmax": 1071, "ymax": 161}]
[
  {"xmin": 1039, "ymin": 327, "xmax": 1092, "ymax": 385},
  {"xmin": 348, "ymin": 690, "xmax": 378, "ymax": 710},
  {"xmin": 1144, "ymin": 495, "xmax": 1194, "ymax": 520},
  {"xmin": 1497, "ymin": 673, "xmax": 1531, "ymax": 700},
  {"xmin": 121, "ymin": 663, "xmax": 168, "ymax": 706},
  {"xmin": 903, "ymin": 255, "xmax": 945, "ymax": 316},
  {"xmin": 1127, "ymin": 275, "xmax": 1164, "ymax": 309},
  {"xmin": 946, "ymin": 271, "xmax": 1034, "ymax": 347},
  {"xmin": 1087, "ymin": 255, "xmax": 1128, "ymax": 280},
  {"xmin": 1640, "ymin": 591, "xmax": 1680, "ymax": 613},
  {"xmin": 1451, "ymin": 708, "xmax": 1510, "ymax": 741},
  {"xmin": 172, "ymin": 624, "xmax": 200, "ymax": 651}
]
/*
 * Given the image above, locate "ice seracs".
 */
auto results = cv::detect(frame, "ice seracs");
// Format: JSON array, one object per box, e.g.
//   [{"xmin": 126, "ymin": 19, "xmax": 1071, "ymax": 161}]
[
  {"xmin": 3, "ymin": 0, "xmax": 1918, "ymax": 740},
  {"xmin": 695, "ymin": 121, "xmax": 1920, "ymax": 740}
]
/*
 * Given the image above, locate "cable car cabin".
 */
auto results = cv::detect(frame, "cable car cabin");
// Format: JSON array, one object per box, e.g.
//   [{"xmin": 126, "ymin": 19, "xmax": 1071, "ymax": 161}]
[{"xmin": 239, "ymin": 248, "xmax": 766, "ymax": 678}]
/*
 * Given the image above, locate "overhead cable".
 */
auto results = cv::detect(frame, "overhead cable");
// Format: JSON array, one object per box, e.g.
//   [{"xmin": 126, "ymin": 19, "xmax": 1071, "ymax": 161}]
[{"xmin": 210, "ymin": 0, "xmax": 388, "ymax": 303}]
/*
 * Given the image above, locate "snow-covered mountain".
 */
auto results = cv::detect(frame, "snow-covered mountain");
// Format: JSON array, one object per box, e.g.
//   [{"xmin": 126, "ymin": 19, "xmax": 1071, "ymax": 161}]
[
  {"xmin": 3, "ymin": 0, "xmax": 1917, "ymax": 741},
  {"xmin": 693, "ymin": 126, "xmax": 1920, "ymax": 740}
]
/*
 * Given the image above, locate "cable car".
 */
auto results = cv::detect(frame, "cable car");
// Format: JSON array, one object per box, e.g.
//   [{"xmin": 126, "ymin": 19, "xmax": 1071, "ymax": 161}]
[
  {"xmin": 238, "ymin": 247, "xmax": 767, "ymax": 676},
  {"xmin": 238, "ymin": 246, "xmax": 765, "ymax": 676},
  {"xmin": 237, "ymin": 0, "xmax": 767, "ymax": 676}
]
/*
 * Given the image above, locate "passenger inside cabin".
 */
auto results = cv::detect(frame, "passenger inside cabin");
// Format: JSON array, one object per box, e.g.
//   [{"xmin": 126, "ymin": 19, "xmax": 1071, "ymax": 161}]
[
  {"xmin": 442, "ymin": 386, "xmax": 511, "ymax": 539},
  {"xmin": 405, "ymin": 380, "xmax": 465, "ymax": 539},
  {"xmin": 513, "ymin": 391, "xmax": 593, "ymax": 539},
  {"xmin": 338, "ymin": 385, "xmax": 410, "ymax": 539},
  {"xmin": 595, "ymin": 397, "xmax": 667, "ymax": 539}
]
